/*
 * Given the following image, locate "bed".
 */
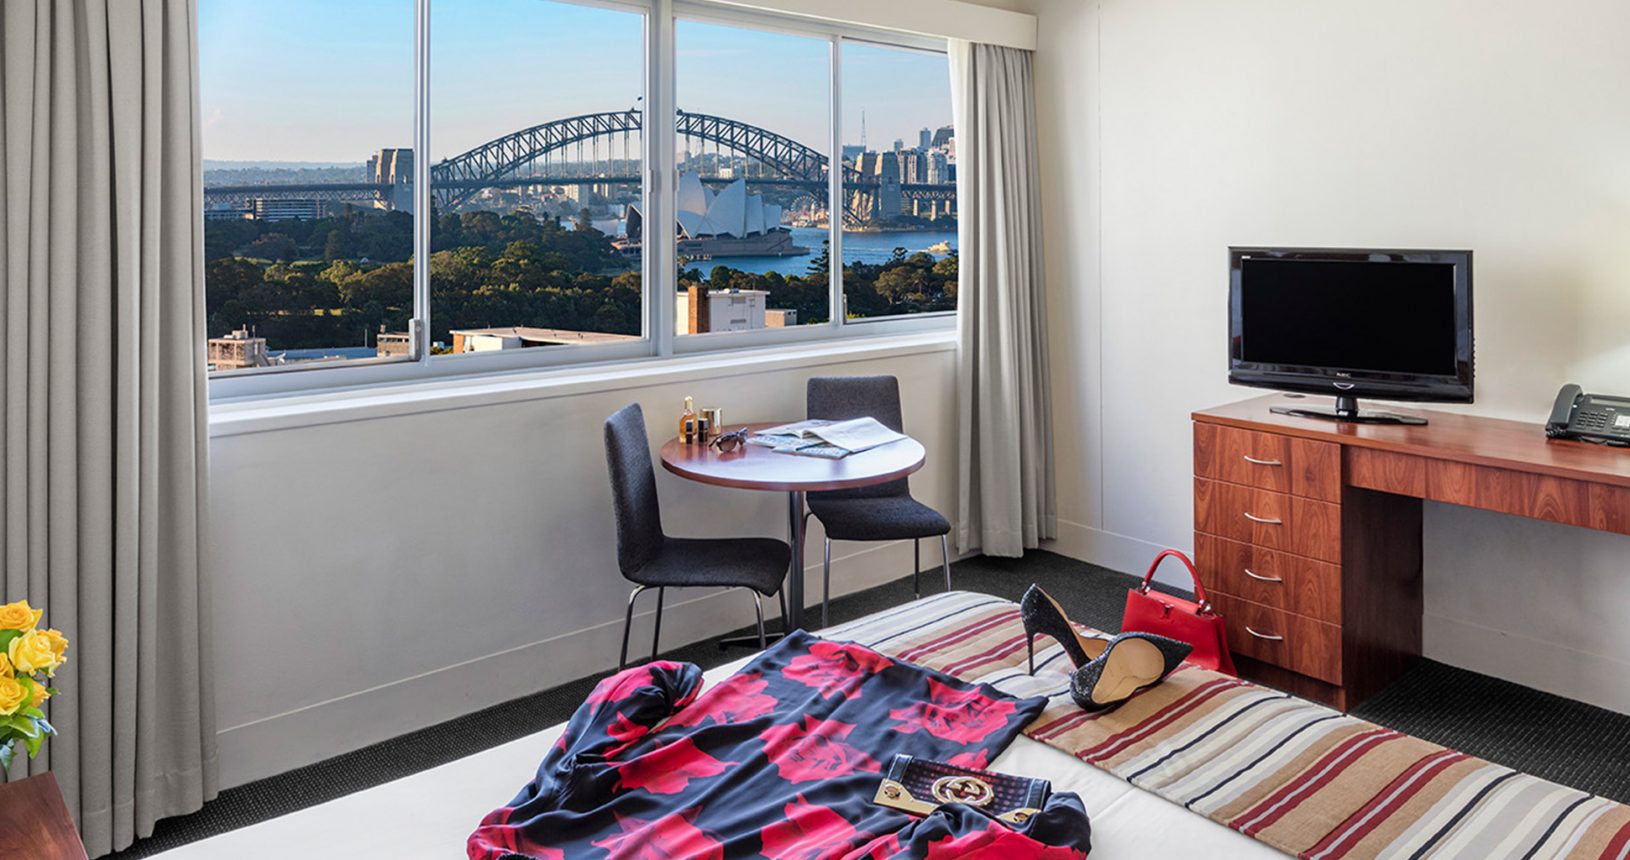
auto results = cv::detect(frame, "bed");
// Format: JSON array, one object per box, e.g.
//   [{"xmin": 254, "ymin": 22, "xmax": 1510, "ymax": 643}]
[{"xmin": 155, "ymin": 592, "xmax": 1630, "ymax": 858}]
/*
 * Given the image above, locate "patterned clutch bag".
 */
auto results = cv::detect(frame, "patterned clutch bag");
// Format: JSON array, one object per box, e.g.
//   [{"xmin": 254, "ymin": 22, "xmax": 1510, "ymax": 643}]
[{"xmin": 872, "ymin": 754, "xmax": 1050, "ymax": 825}]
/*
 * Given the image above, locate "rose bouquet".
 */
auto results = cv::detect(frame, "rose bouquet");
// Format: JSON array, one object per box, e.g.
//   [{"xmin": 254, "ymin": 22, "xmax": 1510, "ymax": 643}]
[{"xmin": 0, "ymin": 600, "xmax": 68, "ymax": 771}]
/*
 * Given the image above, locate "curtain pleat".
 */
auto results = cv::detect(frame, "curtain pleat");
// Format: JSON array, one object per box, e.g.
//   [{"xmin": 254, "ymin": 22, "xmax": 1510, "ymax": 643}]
[
  {"xmin": 0, "ymin": 1, "xmax": 216, "ymax": 855},
  {"xmin": 950, "ymin": 40, "xmax": 1056, "ymax": 558}
]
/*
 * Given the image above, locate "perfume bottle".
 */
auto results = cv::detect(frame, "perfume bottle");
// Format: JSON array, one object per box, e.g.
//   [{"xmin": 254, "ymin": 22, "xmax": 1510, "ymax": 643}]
[{"xmin": 679, "ymin": 396, "xmax": 698, "ymax": 443}]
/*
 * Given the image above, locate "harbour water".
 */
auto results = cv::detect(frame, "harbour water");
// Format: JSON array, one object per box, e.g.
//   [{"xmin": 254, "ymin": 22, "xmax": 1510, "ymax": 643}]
[{"xmin": 688, "ymin": 226, "xmax": 957, "ymax": 277}]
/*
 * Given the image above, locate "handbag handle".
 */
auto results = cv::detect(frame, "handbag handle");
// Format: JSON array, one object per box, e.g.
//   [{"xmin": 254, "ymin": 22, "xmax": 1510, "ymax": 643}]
[{"xmin": 1138, "ymin": 549, "xmax": 1214, "ymax": 613}]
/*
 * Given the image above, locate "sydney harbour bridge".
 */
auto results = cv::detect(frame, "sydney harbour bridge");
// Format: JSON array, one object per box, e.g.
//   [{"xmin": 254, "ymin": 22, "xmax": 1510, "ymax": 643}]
[{"xmin": 203, "ymin": 109, "xmax": 955, "ymax": 224}]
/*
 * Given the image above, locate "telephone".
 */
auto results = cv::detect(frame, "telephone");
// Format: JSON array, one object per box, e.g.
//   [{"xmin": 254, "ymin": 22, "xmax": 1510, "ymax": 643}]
[{"xmin": 1546, "ymin": 384, "xmax": 1630, "ymax": 446}]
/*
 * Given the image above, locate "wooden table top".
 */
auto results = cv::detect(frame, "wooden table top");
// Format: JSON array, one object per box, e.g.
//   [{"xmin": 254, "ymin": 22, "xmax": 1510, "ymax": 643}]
[
  {"xmin": 0, "ymin": 772, "xmax": 87, "ymax": 860},
  {"xmin": 1195, "ymin": 394, "xmax": 1630, "ymax": 488},
  {"xmin": 659, "ymin": 422, "xmax": 926, "ymax": 492}
]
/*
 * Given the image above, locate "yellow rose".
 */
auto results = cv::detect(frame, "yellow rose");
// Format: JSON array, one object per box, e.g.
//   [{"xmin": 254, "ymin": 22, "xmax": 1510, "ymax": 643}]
[
  {"xmin": 0, "ymin": 676, "xmax": 24, "ymax": 715},
  {"xmin": 8, "ymin": 630, "xmax": 61, "ymax": 677},
  {"xmin": 0, "ymin": 600, "xmax": 42, "ymax": 632},
  {"xmin": 0, "ymin": 653, "xmax": 12, "ymax": 677},
  {"xmin": 40, "ymin": 629, "xmax": 68, "ymax": 664}
]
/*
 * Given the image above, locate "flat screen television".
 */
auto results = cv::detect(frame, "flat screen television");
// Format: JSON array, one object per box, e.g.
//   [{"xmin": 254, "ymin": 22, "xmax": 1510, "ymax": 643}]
[{"xmin": 1228, "ymin": 247, "xmax": 1473, "ymax": 425}]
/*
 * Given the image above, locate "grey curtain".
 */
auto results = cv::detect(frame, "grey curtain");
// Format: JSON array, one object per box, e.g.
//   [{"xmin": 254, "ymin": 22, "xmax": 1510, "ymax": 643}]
[
  {"xmin": 950, "ymin": 40, "xmax": 1055, "ymax": 558},
  {"xmin": 0, "ymin": 0, "xmax": 216, "ymax": 855}
]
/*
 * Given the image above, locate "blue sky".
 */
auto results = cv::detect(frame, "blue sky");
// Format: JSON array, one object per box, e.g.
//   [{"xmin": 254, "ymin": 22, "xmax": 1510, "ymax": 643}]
[{"xmin": 199, "ymin": 0, "xmax": 952, "ymax": 164}]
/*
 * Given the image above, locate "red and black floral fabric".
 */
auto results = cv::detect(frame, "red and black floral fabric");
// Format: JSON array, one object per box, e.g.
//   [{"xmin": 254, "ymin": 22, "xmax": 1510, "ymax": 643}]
[{"xmin": 468, "ymin": 630, "xmax": 1092, "ymax": 859}]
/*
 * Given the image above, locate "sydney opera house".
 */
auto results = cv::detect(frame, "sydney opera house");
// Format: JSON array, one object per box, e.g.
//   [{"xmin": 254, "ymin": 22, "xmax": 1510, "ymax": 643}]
[{"xmin": 618, "ymin": 171, "xmax": 808, "ymax": 259}]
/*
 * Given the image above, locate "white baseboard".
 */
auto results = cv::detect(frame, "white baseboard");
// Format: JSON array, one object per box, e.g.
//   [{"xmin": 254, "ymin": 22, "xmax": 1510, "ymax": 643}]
[
  {"xmin": 216, "ymin": 536, "xmax": 936, "ymax": 788},
  {"xmin": 1424, "ymin": 612, "xmax": 1630, "ymax": 716},
  {"xmin": 1044, "ymin": 518, "xmax": 1189, "ymax": 589}
]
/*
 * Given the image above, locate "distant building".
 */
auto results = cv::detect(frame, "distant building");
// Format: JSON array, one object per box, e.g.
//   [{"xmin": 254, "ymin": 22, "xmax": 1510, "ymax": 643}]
[
  {"xmin": 448, "ymin": 326, "xmax": 638, "ymax": 353},
  {"xmin": 205, "ymin": 203, "xmax": 252, "ymax": 221},
  {"xmin": 677, "ymin": 286, "xmax": 782, "ymax": 335},
  {"xmin": 376, "ymin": 329, "xmax": 413, "ymax": 358},
  {"xmin": 669, "ymin": 172, "xmax": 806, "ymax": 258},
  {"xmin": 766, "ymin": 309, "xmax": 797, "ymax": 328},
  {"xmin": 919, "ymin": 128, "xmax": 932, "ymax": 150},
  {"xmin": 841, "ymin": 144, "xmax": 866, "ymax": 162},
  {"xmin": 892, "ymin": 138, "xmax": 905, "ymax": 152},
  {"xmin": 926, "ymin": 150, "xmax": 950, "ymax": 185},
  {"xmin": 252, "ymin": 198, "xmax": 323, "ymax": 221},
  {"xmin": 208, "ymin": 329, "xmax": 271, "ymax": 371},
  {"xmin": 931, "ymin": 125, "xmax": 954, "ymax": 149}
]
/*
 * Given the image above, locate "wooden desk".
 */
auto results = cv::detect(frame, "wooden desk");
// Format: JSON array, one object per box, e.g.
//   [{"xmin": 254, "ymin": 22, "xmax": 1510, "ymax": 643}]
[
  {"xmin": 1192, "ymin": 394, "xmax": 1630, "ymax": 711},
  {"xmin": 0, "ymin": 773, "xmax": 88, "ymax": 860}
]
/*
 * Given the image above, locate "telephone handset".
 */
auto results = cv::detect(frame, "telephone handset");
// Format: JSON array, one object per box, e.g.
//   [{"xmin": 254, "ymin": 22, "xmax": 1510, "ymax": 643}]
[{"xmin": 1546, "ymin": 384, "xmax": 1630, "ymax": 446}]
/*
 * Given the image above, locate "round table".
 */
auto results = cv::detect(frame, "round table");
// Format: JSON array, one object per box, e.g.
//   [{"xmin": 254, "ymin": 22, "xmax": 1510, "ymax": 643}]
[{"xmin": 660, "ymin": 422, "xmax": 926, "ymax": 632}]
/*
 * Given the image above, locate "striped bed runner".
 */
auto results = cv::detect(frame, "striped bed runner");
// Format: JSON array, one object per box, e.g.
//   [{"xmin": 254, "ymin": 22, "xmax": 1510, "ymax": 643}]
[{"xmin": 822, "ymin": 591, "xmax": 1630, "ymax": 859}]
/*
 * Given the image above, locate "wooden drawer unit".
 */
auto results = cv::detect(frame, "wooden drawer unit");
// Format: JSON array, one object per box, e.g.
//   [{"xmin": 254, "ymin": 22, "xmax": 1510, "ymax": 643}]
[
  {"xmin": 1193, "ymin": 409, "xmax": 1425, "ymax": 712},
  {"xmin": 1192, "ymin": 478, "xmax": 1341, "ymax": 563},
  {"xmin": 1195, "ymin": 533, "xmax": 1340, "ymax": 624},
  {"xmin": 1194, "ymin": 422, "xmax": 1340, "ymax": 501},
  {"xmin": 1211, "ymin": 593, "xmax": 1342, "ymax": 686}
]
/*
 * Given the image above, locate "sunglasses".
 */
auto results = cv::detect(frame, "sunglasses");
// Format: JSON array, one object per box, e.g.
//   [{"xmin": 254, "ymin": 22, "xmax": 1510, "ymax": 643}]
[{"xmin": 710, "ymin": 428, "xmax": 749, "ymax": 453}]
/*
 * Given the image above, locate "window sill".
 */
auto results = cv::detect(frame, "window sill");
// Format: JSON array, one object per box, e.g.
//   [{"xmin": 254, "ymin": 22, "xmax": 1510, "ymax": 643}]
[{"xmin": 208, "ymin": 330, "xmax": 958, "ymax": 438}]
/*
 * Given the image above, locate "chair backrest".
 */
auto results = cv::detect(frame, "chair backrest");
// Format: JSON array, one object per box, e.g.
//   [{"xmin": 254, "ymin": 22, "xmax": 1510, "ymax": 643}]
[
  {"xmin": 807, "ymin": 375, "xmax": 909, "ymax": 498},
  {"xmin": 603, "ymin": 403, "xmax": 665, "ymax": 576}
]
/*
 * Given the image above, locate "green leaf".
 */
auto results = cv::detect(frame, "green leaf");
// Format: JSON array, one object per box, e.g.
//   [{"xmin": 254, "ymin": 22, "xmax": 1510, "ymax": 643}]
[
  {"xmin": 0, "ymin": 739, "xmax": 14, "ymax": 771},
  {"xmin": 35, "ymin": 716, "xmax": 54, "ymax": 737},
  {"xmin": 0, "ymin": 714, "xmax": 40, "ymax": 738},
  {"xmin": 22, "ymin": 729, "xmax": 41, "ymax": 758},
  {"xmin": 0, "ymin": 629, "xmax": 19, "ymax": 654}
]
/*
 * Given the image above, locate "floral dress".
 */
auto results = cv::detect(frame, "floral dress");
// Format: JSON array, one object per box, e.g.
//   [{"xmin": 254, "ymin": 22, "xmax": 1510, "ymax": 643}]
[{"xmin": 468, "ymin": 630, "xmax": 1093, "ymax": 859}]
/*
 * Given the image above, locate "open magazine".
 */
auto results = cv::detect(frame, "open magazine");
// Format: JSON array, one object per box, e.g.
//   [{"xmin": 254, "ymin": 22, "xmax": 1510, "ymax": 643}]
[{"xmin": 750, "ymin": 417, "xmax": 907, "ymax": 458}]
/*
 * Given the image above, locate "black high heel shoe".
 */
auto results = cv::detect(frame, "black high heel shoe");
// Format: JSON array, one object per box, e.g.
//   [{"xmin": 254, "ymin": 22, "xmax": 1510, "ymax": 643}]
[
  {"xmin": 1020, "ymin": 585, "xmax": 1110, "ymax": 674},
  {"xmin": 1068, "ymin": 633, "xmax": 1191, "ymax": 713}
]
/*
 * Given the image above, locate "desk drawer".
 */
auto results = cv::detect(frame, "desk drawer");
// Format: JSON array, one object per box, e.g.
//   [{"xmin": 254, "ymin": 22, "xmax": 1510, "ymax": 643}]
[
  {"xmin": 1195, "ymin": 533, "xmax": 1341, "ymax": 624},
  {"xmin": 1194, "ymin": 423, "xmax": 1340, "ymax": 501},
  {"xmin": 1211, "ymin": 592, "xmax": 1341, "ymax": 685},
  {"xmin": 1193, "ymin": 478, "xmax": 1342, "ymax": 563}
]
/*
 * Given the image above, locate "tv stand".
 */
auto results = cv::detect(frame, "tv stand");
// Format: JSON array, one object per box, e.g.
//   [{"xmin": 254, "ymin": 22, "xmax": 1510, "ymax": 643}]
[{"xmin": 1269, "ymin": 394, "xmax": 1428, "ymax": 426}]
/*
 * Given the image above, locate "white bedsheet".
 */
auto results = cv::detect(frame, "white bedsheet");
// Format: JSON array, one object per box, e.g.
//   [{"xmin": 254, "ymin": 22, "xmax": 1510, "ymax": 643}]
[{"xmin": 158, "ymin": 656, "xmax": 1280, "ymax": 859}]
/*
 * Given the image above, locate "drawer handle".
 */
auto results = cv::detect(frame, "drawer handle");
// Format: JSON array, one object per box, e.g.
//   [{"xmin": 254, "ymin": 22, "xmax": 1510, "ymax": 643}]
[
  {"xmin": 1246, "ymin": 626, "xmax": 1284, "ymax": 642},
  {"xmin": 1242, "ymin": 512, "xmax": 1283, "ymax": 525},
  {"xmin": 1243, "ymin": 567, "xmax": 1283, "ymax": 583},
  {"xmin": 1242, "ymin": 455, "xmax": 1283, "ymax": 467}
]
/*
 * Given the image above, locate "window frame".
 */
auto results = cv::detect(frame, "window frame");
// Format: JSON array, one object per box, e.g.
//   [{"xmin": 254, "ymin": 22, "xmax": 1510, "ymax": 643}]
[{"xmin": 206, "ymin": 0, "xmax": 956, "ymax": 402}]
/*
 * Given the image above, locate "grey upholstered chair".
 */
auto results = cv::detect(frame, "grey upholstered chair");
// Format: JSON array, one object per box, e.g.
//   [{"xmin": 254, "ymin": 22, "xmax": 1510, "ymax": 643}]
[
  {"xmin": 805, "ymin": 376, "xmax": 951, "ymax": 626},
  {"xmin": 604, "ymin": 403, "xmax": 791, "ymax": 668}
]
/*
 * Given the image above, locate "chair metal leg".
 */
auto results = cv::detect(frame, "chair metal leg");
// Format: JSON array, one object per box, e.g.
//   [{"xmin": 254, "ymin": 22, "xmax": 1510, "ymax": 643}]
[
  {"xmin": 779, "ymin": 589, "xmax": 789, "ymax": 636},
  {"xmin": 913, "ymin": 538, "xmax": 921, "ymax": 599},
  {"xmin": 822, "ymin": 538, "xmax": 832, "ymax": 629},
  {"xmin": 940, "ymin": 534, "xmax": 952, "ymax": 593},
  {"xmin": 650, "ymin": 587, "xmax": 666, "ymax": 662},
  {"xmin": 620, "ymin": 585, "xmax": 648, "ymax": 670},
  {"xmin": 751, "ymin": 590, "xmax": 767, "ymax": 651}
]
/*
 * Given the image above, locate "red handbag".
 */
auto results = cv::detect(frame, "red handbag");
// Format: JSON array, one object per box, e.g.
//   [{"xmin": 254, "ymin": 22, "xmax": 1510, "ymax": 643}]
[{"xmin": 1121, "ymin": 550, "xmax": 1236, "ymax": 676}]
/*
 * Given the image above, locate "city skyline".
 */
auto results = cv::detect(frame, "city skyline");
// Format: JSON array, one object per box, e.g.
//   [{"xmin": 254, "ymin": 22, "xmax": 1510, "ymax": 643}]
[{"xmin": 200, "ymin": 0, "xmax": 953, "ymax": 165}]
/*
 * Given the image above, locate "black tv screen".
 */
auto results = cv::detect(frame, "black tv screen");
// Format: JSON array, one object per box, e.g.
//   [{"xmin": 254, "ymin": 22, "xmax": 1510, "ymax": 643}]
[{"xmin": 1228, "ymin": 248, "xmax": 1473, "ymax": 403}]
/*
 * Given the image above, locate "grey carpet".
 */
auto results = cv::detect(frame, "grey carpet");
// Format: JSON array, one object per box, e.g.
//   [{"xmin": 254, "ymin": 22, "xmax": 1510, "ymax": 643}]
[{"xmin": 111, "ymin": 550, "xmax": 1630, "ymax": 857}]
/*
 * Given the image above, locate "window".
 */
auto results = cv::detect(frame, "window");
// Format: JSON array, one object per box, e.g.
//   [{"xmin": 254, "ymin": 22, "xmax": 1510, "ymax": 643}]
[
  {"xmin": 431, "ymin": 0, "xmax": 646, "ymax": 358},
  {"xmin": 839, "ymin": 41, "xmax": 958, "ymax": 321},
  {"xmin": 674, "ymin": 18, "xmax": 830, "ymax": 338},
  {"xmin": 201, "ymin": 0, "xmax": 955, "ymax": 395},
  {"xmin": 200, "ymin": 0, "xmax": 415, "ymax": 372}
]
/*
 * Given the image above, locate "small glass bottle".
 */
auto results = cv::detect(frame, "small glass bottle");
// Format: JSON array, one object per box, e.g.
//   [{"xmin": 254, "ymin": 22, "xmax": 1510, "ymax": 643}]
[{"xmin": 679, "ymin": 396, "xmax": 698, "ymax": 443}]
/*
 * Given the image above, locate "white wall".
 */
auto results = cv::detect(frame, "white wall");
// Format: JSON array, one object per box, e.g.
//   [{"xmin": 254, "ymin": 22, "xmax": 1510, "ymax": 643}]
[
  {"xmin": 1034, "ymin": 0, "xmax": 1630, "ymax": 711},
  {"xmin": 208, "ymin": 341, "xmax": 957, "ymax": 787}
]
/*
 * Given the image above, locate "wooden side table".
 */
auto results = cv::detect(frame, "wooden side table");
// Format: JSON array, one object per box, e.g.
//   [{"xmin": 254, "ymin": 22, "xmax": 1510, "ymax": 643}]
[{"xmin": 0, "ymin": 772, "xmax": 88, "ymax": 860}]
